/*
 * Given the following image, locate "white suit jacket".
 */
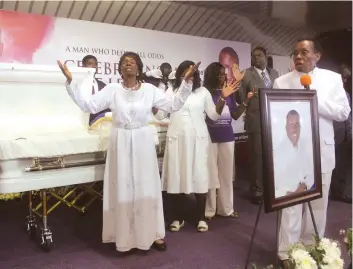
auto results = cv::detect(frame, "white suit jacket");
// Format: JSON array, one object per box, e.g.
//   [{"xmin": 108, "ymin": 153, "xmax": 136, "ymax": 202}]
[{"xmin": 273, "ymin": 68, "xmax": 351, "ymax": 179}]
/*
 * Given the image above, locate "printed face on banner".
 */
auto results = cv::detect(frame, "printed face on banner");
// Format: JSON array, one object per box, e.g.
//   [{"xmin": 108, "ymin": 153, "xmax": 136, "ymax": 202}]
[
  {"xmin": 270, "ymin": 101, "xmax": 315, "ymax": 199},
  {"xmin": 0, "ymin": 10, "xmax": 251, "ymax": 85},
  {"xmin": 218, "ymin": 48, "xmax": 240, "ymax": 84},
  {"xmin": 0, "ymin": 10, "xmax": 251, "ymax": 135}
]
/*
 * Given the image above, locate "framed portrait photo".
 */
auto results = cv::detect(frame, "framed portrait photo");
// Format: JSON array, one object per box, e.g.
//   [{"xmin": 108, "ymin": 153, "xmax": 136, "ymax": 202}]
[{"xmin": 259, "ymin": 89, "xmax": 322, "ymax": 213}]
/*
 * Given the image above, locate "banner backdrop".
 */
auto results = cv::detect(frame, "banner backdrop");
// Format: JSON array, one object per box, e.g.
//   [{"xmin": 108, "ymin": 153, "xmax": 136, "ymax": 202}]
[
  {"xmin": 0, "ymin": 10, "xmax": 251, "ymax": 134},
  {"xmin": 271, "ymin": 55, "xmax": 292, "ymax": 76}
]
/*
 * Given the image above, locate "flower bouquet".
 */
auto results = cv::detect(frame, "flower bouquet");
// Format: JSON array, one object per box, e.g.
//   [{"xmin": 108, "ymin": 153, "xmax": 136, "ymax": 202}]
[
  {"xmin": 308, "ymin": 236, "xmax": 344, "ymax": 269},
  {"xmin": 251, "ymin": 236, "xmax": 344, "ymax": 269},
  {"xmin": 340, "ymin": 228, "xmax": 352, "ymax": 257},
  {"xmin": 288, "ymin": 242, "xmax": 318, "ymax": 269}
]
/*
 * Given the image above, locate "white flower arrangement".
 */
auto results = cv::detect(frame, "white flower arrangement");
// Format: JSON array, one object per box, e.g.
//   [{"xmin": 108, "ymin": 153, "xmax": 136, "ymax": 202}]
[
  {"xmin": 252, "ymin": 236, "xmax": 344, "ymax": 269},
  {"xmin": 340, "ymin": 228, "xmax": 352, "ymax": 257},
  {"xmin": 290, "ymin": 248, "xmax": 318, "ymax": 269},
  {"xmin": 314, "ymin": 237, "xmax": 344, "ymax": 269}
]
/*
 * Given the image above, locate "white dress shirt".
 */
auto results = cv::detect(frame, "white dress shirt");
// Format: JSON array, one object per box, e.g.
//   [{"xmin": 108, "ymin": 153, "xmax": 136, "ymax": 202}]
[
  {"xmin": 273, "ymin": 138, "xmax": 314, "ymax": 198},
  {"xmin": 254, "ymin": 66, "xmax": 270, "ymax": 81}
]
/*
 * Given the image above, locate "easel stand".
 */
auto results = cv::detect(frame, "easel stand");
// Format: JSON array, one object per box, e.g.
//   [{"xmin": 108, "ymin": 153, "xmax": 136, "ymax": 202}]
[{"xmin": 244, "ymin": 200, "xmax": 319, "ymax": 269}]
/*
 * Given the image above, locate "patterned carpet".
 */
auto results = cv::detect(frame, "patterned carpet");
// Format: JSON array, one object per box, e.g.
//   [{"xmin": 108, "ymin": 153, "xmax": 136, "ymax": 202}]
[{"xmin": 0, "ymin": 181, "xmax": 351, "ymax": 269}]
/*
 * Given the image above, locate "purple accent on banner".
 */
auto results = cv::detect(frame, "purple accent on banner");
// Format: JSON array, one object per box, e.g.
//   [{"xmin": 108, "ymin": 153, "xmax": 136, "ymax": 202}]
[
  {"xmin": 234, "ymin": 132, "xmax": 248, "ymax": 143},
  {"xmin": 89, "ymin": 113, "xmax": 106, "ymax": 126}
]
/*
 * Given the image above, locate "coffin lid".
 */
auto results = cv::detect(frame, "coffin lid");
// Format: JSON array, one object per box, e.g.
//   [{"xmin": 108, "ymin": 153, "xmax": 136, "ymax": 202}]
[{"xmin": 0, "ymin": 63, "xmax": 95, "ymax": 138}]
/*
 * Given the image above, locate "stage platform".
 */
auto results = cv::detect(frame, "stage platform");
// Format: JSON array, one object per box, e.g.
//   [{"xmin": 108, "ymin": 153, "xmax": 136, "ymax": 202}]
[{"xmin": 0, "ymin": 180, "xmax": 351, "ymax": 269}]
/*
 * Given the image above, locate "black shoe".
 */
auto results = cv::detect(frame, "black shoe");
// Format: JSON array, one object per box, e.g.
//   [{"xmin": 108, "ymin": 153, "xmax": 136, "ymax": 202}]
[{"xmin": 152, "ymin": 240, "xmax": 167, "ymax": 251}]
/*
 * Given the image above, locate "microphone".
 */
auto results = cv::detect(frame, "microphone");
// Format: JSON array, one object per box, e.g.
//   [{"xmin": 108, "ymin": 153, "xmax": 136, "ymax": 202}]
[{"xmin": 300, "ymin": 74, "xmax": 312, "ymax": 90}]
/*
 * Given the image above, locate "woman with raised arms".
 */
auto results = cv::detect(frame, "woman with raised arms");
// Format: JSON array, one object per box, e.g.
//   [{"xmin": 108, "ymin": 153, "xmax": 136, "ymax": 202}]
[{"xmin": 57, "ymin": 52, "xmax": 199, "ymax": 253}]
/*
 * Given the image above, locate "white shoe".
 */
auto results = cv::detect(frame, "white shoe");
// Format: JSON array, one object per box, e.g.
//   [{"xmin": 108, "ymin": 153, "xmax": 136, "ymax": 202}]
[
  {"xmin": 169, "ymin": 220, "xmax": 184, "ymax": 232},
  {"xmin": 197, "ymin": 220, "xmax": 208, "ymax": 232}
]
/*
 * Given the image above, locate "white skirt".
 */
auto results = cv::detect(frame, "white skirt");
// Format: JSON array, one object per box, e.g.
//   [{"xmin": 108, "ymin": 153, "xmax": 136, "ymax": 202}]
[
  {"xmin": 161, "ymin": 124, "xmax": 209, "ymax": 194},
  {"xmin": 102, "ymin": 126, "xmax": 165, "ymax": 252}
]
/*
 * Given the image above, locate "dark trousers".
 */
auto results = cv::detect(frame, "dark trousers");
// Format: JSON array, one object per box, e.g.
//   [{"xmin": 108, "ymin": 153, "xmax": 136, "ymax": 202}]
[
  {"xmin": 247, "ymin": 133, "xmax": 263, "ymax": 197},
  {"xmin": 331, "ymin": 140, "xmax": 352, "ymax": 198},
  {"xmin": 169, "ymin": 193, "xmax": 207, "ymax": 223}
]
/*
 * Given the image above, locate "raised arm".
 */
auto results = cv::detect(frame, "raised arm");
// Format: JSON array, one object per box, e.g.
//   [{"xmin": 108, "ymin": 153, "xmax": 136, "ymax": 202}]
[
  {"xmin": 152, "ymin": 80, "xmax": 192, "ymax": 113},
  {"xmin": 57, "ymin": 60, "xmax": 114, "ymax": 114},
  {"xmin": 231, "ymin": 91, "xmax": 254, "ymax": 120},
  {"xmin": 232, "ymin": 64, "xmax": 247, "ymax": 104},
  {"xmin": 66, "ymin": 79, "xmax": 115, "ymax": 114},
  {"xmin": 205, "ymin": 80, "xmax": 241, "ymax": 121},
  {"xmin": 152, "ymin": 62, "xmax": 200, "ymax": 113},
  {"xmin": 318, "ymin": 75, "xmax": 351, "ymax": 122}
]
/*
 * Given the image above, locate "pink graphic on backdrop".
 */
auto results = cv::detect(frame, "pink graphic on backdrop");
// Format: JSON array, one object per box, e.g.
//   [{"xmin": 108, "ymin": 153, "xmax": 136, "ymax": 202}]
[{"xmin": 0, "ymin": 10, "xmax": 54, "ymax": 63}]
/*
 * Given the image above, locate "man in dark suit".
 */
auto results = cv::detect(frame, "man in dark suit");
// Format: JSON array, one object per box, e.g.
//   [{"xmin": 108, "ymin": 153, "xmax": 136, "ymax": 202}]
[
  {"xmin": 81, "ymin": 55, "xmax": 111, "ymax": 125},
  {"xmin": 237, "ymin": 47, "xmax": 279, "ymax": 204},
  {"xmin": 330, "ymin": 64, "xmax": 352, "ymax": 203}
]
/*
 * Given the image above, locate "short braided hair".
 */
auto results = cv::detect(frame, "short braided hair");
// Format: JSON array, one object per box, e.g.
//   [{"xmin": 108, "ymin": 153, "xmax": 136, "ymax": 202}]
[{"xmin": 118, "ymin": 51, "xmax": 144, "ymax": 81}]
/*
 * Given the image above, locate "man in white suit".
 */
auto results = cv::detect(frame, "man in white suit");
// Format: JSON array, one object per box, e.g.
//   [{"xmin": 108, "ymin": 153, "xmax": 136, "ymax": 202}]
[{"xmin": 273, "ymin": 38, "xmax": 351, "ymax": 266}]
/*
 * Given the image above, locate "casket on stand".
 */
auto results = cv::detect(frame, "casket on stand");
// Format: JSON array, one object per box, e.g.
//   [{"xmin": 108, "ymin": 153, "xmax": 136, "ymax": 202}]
[{"xmin": 0, "ymin": 63, "xmax": 110, "ymax": 251}]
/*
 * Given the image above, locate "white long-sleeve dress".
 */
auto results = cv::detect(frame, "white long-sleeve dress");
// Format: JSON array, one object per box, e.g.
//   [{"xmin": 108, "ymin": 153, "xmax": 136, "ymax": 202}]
[
  {"xmin": 161, "ymin": 86, "xmax": 220, "ymax": 194},
  {"xmin": 66, "ymin": 75, "xmax": 192, "ymax": 252}
]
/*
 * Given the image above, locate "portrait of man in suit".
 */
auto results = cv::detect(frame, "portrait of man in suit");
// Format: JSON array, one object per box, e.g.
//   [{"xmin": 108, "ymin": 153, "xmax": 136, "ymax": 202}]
[
  {"xmin": 236, "ymin": 46, "xmax": 279, "ymax": 204},
  {"xmin": 81, "ymin": 54, "xmax": 111, "ymax": 125}
]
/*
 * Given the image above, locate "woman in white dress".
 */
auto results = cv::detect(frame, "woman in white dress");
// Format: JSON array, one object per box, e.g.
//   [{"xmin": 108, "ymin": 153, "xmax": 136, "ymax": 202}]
[
  {"xmin": 158, "ymin": 60, "xmax": 240, "ymax": 232},
  {"xmin": 57, "ymin": 52, "xmax": 199, "ymax": 252}
]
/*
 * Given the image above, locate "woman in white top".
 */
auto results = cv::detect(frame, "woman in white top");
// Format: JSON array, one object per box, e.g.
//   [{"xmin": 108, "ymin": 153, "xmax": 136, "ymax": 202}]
[
  {"xmin": 57, "ymin": 52, "xmax": 199, "ymax": 252},
  {"xmin": 157, "ymin": 60, "xmax": 239, "ymax": 232},
  {"xmin": 203, "ymin": 62, "xmax": 251, "ymax": 220}
]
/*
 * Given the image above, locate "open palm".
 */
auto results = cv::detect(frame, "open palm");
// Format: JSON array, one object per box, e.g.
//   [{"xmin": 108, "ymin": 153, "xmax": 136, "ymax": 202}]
[
  {"xmin": 57, "ymin": 60, "xmax": 73, "ymax": 83},
  {"xmin": 232, "ymin": 63, "xmax": 246, "ymax": 82},
  {"xmin": 184, "ymin": 61, "xmax": 201, "ymax": 81},
  {"xmin": 221, "ymin": 80, "xmax": 240, "ymax": 98}
]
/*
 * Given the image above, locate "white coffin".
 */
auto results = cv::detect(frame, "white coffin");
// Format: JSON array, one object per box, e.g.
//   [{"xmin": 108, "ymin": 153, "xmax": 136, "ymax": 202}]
[{"xmin": 0, "ymin": 63, "xmax": 108, "ymax": 194}]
